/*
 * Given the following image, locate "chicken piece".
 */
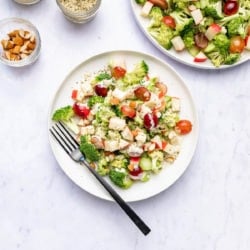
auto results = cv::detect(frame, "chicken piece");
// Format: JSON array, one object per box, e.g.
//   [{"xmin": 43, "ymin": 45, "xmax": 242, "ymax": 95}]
[{"xmin": 109, "ymin": 117, "xmax": 126, "ymax": 131}]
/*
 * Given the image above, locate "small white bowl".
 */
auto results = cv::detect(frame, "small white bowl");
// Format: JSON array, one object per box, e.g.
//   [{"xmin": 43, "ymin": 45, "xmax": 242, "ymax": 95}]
[
  {"xmin": 56, "ymin": 0, "xmax": 102, "ymax": 24},
  {"xmin": 0, "ymin": 17, "xmax": 41, "ymax": 67},
  {"xmin": 14, "ymin": 0, "xmax": 41, "ymax": 5}
]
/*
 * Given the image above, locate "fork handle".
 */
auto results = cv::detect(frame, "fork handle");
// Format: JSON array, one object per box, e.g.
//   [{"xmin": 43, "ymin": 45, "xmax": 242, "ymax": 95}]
[{"xmin": 79, "ymin": 158, "xmax": 151, "ymax": 236}]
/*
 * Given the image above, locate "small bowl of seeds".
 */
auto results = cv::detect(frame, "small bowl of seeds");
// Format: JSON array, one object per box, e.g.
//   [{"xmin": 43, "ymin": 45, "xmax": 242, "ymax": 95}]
[
  {"xmin": 0, "ymin": 17, "xmax": 41, "ymax": 67},
  {"xmin": 56, "ymin": 0, "xmax": 102, "ymax": 24}
]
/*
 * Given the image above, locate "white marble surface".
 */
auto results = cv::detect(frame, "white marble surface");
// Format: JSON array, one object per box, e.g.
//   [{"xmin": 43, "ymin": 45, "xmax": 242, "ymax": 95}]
[{"xmin": 0, "ymin": 1, "xmax": 250, "ymax": 249}]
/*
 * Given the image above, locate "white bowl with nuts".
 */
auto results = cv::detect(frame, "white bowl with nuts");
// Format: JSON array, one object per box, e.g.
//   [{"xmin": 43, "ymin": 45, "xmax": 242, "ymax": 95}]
[{"xmin": 0, "ymin": 17, "xmax": 41, "ymax": 67}]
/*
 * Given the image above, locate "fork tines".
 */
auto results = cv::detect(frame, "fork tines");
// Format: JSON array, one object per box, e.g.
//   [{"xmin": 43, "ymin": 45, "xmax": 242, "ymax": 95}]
[{"xmin": 50, "ymin": 121, "xmax": 79, "ymax": 155}]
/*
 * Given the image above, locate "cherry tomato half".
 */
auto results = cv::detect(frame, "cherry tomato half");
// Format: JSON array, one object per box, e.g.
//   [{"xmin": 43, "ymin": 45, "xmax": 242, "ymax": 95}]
[
  {"xmin": 229, "ymin": 36, "xmax": 245, "ymax": 53},
  {"xmin": 175, "ymin": 120, "xmax": 192, "ymax": 135},
  {"xmin": 162, "ymin": 16, "xmax": 176, "ymax": 29},
  {"xmin": 134, "ymin": 86, "xmax": 151, "ymax": 101},
  {"xmin": 121, "ymin": 105, "xmax": 136, "ymax": 118},
  {"xmin": 144, "ymin": 113, "xmax": 158, "ymax": 130},
  {"xmin": 129, "ymin": 166, "xmax": 143, "ymax": 177},
  {"xmin": 223, "ymin": 1, "xmax": 239, "ymax": 16},
  {"xmin": 94, "ymin": 84, "xmax": 108, "ymax": 97},
  {"xmin": 73, "ymin": 102, "xmax": 90, "ymax": 119},
  {"xmin": 112, "ymin": 66, "xmax": 126, "ymax": 79}
]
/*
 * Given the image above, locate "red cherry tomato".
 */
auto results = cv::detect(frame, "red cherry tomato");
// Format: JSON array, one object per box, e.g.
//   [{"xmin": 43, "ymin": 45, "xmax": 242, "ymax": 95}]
[
  {"xmin": 94, "ymin": 84, "xmax": 108, "ymax": 97},
  {"xmin": 134, "ymin": 86, "xmax": 151, "ymax": 101},
  {"xmin": 175, "ymin": 120, "xmax": 192, "ymax": 135},
  {"xmin": 112, "ymin": 66, "xmax": 126, "ymax": 79},
  {"xmin": 73, "ymin": 103, "xmax": 90, "ymax": 119},
  {"xmin": 229, "ymin": 36, "xmax": 245, "ymax": 53},
  {"xmin": 144, "ymin": 113, "xmax": 158, "ymax": 130},
  {"xmin": 162, "ymin": 16, "xmax": 176, "ymax": 29},
  {"xmin": 121, "ymin": 105, "xmax": 136, "ymax": 118},
  {"xmin": 149, "ymin": 0, "xmax": 168, "ymax": 9},
  {"xmin": 129, "ymin": 166, "xmax": 143, "ymax": 176},
  {"xmin": 223, "ymin": 1, "xmax": 239, "ymax": 16}
]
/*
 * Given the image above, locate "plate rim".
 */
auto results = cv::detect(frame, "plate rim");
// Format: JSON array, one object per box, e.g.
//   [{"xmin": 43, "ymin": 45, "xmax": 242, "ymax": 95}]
[
  {"xmin": 47, "ymin": 49, "xmax": 199, "ymax": 202},
  {"xmin": 130, "ymin": 0, "xmax": 250, "ymax": 70}
]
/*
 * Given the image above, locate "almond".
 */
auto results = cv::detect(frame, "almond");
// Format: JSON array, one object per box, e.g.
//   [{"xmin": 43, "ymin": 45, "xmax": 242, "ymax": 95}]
[
  {"xmin": 13, "ymin": 36, "xmax": 24, "ymax": 46},
  {"xmin": 12, "ymin": 45, "xmax": 21, "ymax": 54}
]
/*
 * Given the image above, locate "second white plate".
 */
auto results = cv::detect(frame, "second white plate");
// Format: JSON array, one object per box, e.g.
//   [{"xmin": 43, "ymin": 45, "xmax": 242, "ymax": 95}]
[{"xmin": 130, "ymin": 0, "xmax": 250, "ymax": 70}]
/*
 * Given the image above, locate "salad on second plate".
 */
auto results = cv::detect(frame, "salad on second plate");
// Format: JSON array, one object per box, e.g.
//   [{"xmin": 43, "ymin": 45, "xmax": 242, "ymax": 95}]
[
  {"xmin": 52, "ymin": 59, "xmax": 192, "ymax": 189},
  {"xmin": 135, "ymin": 0, "xmax": 250, "ymax": 67}
]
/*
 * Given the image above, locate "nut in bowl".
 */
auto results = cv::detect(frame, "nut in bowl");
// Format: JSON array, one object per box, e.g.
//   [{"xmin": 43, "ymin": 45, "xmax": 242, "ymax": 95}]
[
  {"xmin": 0, "ymin": 18, "xmax": 41, "ymax": 67},
  {"xmin": 56, "ymin": 0, "xmax": 102, "ymax": 24}
]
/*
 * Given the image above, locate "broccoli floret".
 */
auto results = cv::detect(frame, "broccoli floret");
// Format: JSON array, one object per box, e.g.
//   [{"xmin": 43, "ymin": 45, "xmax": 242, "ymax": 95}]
[
  {"xmin": 87, "ymin": 96, "xmax": 104, "ymax": 108},
  {"xmin": 95, "ymin": 105, "xmax": 116, "ymax": 126},
  {"xmin": 135, "ymin": 0, "xmax": 146, "ymax": 4},
  {"xmin": 170, "ymin": 11, "xmax": 194, "ymax": 32},
  {"xmin": 110, "ymin": 155, "xmax": 128, "ymax": 169},
  {"xmin": 203, "ymin": 34, "xmax": 231, "ymax": 67},
  {"xmin": 161, "ymin": 110, "xmax": 179, "ymax": 128},
  {"xmin": 148, "ymin": 24, "xmax": 175, "ymax": 49},
  {"xmin": 52, "ymin": 105, "xmax": 74, "ymax": 122},
  {"xmin": 203, "ymin": 1, "xmax": 223, "ymax": 20},
  {"xmin": 148, "ymin": 151, "xmax": 164, "ymax": 173},
  {"xmin": 239, "ymin": 1, "xmax": 250, "ymax": 20},
  {"xmin": 224, "ymin": 53, "xmax": 241, "ymax": 65},
  {"xmin": 180, "ymin": 25, "xmax": 195, "ymax": 49},
  {"xmin": 95, "ymin": 72, "xmax": 111, "ymax": 82},
  {"xmin": 213, "ymin": 33, "xmax": 230, "ymax": 53},
  {"xmin": 96, "ymin": 157, "xmax": 109, "ymax": 176},
  {"xmin": 226, "ymin": 16, "xmax": 247, "ymax": 38},
  {"xmin": 80, "ymin": 135, "xmax": 100, "ymax": 162},
  {"xmin": 206, "ymin": 51, "xmax": 226, "ymax": 67},
  {"xmin": 183, "ymin": 32, "xmax": 195, "ymax": 49},
  {"xmin": 109, "ymin": 168, "xmax": 133, "ymax": 189},
  {"xmin": 149, "ymin": 7, "xmax": 164, "ymax": 28},
  {"xmin": 123, "ymin": 60, "xmax": 149, "ymax": 85},
  {"xmin": 200, "ymin": 0, "xmax": 222, "ymax": 9}
]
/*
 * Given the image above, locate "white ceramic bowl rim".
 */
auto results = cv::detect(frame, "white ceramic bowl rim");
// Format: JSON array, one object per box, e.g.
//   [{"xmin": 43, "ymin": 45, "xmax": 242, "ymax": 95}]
[{"xmin": 0, "ymin": 17, "xmax": 41, "ymax": 67}]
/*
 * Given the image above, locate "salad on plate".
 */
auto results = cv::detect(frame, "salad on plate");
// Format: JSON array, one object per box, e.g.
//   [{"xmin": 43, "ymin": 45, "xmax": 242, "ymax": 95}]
[
  {"xmin": 134, "ymin": 0, "xmax": 250, "ymax": 67},
  {"xmin": 52, "ymin": 59, "xmax": 192, "ymax": 189}
]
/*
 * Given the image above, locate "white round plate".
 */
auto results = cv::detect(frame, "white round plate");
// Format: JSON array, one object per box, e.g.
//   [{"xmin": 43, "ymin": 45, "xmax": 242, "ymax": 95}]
[
  {"xmin": 48, "ymin": 50, "xmax": 199, "ymax": 202},
  {"xmin": 130, "ymin": 0, "xmax": 250, "ymax": 70}
]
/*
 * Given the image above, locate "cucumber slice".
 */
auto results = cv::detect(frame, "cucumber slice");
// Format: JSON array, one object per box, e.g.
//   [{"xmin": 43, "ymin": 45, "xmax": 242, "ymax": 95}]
[{"xmin": 139, "ymin": 157, "xmax": 152, "ymax": 171}]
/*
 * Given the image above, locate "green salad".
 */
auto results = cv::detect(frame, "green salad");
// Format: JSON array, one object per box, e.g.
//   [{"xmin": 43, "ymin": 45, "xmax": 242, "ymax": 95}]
[
  {"xmin": 52, "ymin": 59, "xmax": 192, "ymax": 189},
  {"xmin": 135, "ymin": 0, "xmax": 250, "ymax": 67}
]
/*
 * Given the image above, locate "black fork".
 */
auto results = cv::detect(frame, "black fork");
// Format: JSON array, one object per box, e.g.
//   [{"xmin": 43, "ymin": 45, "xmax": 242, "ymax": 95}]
[{"xmin": 50, "ymin": 121, "xmax": 151, "ymax": 236}]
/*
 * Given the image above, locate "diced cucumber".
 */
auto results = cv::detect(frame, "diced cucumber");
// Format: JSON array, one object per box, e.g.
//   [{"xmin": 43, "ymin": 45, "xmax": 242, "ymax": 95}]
[
  {"xmin": 139, "ymin": 157, "xmax": 152, "ymax": 171},
  {"xmin": 140, "ymin": 172, "xmax": 150, "ymax": 182}
]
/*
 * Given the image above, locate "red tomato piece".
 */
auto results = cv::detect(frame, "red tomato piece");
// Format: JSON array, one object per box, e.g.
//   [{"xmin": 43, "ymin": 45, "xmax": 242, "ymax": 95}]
[
  {"xmin": 71, "ymin": 89, "xmax": 78, "ymax": 100},
  {"xmin": 73, "ymin": 102, "xmax": 90, "ymax": 119},
  {"xmin": 121, "ymin": 105, "xmax": 136, "ymax": 118},
  {"xmin": 134, "ymin": 86, "xmax": 151, "ymax": 101},
  {"xmin": 129, "ymin": 166, "xmax": 143, "ymax": 177},
  {"xmin": 112, "ymin": 66, "xmax": 126, "ymax": 79},
  {"xmin": 229, "ymin": 36, "xmax": 245, "ymax": 53},
  {"xmin": 162, "ymin": 16, "xmax": 176, "ymax": 29},
  {"xmin": 175, "ymin": 120, "xmax": 192, "ymax": 135}
]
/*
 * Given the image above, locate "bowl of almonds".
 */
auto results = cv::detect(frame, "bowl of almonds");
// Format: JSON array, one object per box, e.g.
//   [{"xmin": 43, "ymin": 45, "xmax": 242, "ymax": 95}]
[{"xmin": 0, "ymin": 17, "xmax": 41, "ymax": 67}]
